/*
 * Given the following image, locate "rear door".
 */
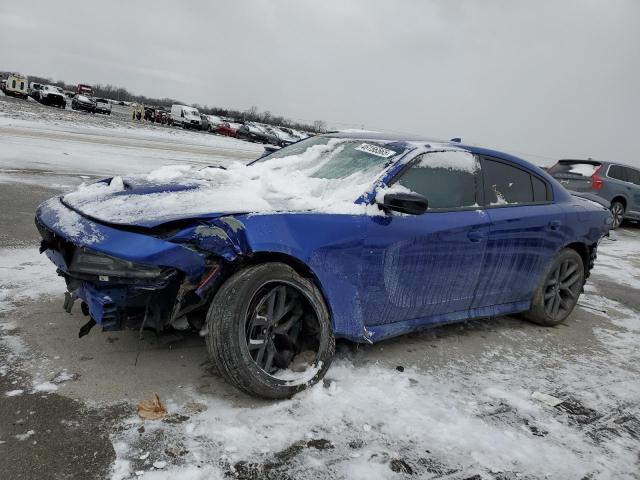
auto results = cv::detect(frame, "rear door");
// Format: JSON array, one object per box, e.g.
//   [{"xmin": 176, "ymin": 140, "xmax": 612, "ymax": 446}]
[
  {"xmin": 472, "ymin": 156, "xmax": 566, "ymax": 309},
  {"xmin": 607, "ymin": 165, "xmax": 640, "ymax": 217},
  {"xmin": 362, "ymin": 150, "xmax": 490, "ymax": 326},
  {"xmin": 548, "ymin": 160, "xmax": 601, "ymax": 192}
]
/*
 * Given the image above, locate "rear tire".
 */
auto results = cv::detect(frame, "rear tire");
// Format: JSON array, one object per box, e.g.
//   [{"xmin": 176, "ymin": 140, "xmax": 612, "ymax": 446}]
[
  {"xmin": 610, "ymin": 201, "xmax": 625, "ymax": 229},
  {"xmin": 523, "ymin": 249, "xmax": 585, "ymax": 326},
  {"xmin": 206, "ymin": 263, "xmax": 335, "ymax": 399}
]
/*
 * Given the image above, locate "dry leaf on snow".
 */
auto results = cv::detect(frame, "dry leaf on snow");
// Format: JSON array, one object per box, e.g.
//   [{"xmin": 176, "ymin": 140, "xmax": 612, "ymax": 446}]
[{"xmin": 137, "ymin": 393, "xmax": 167, "ymax": 420}]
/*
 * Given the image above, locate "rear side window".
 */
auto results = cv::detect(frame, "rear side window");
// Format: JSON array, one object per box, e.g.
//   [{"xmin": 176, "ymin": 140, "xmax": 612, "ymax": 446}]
[
  {"xmin": 532, "ymin": 176, "xmax": 548, "ymax": 202},
  {"xmin": 394, "ymin": 151, "xmax": 479, "ymax": 210},
  {"xmin": 482, "ymin": 158, "xmax": 550, "ymax": 205},
  {"xmin": 626, "ymin": 168, "xmax": 640, "ymax": 186},
  {"xmin": 608, "ymin": 165, "xmax": 628, "ymax": 182},
  {"xmin": 548, "ymin": 161, "xmax": 600, "ymax": 177}
]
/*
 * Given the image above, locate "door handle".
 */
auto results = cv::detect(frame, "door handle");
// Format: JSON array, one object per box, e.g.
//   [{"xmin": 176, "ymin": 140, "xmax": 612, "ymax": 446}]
[
  {"xmin": 549, "ymin": 220, "xmax": 562, "ymax": 230},
  {"xmin": 467, "ymin": 231, "xmax": 486, "ymax": 242}
]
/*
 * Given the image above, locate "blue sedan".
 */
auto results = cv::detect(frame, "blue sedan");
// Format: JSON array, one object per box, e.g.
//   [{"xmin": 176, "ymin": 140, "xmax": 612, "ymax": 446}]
[{"xmin": 35, "ymin": 132, "xmax": 612, "ymax": 398}]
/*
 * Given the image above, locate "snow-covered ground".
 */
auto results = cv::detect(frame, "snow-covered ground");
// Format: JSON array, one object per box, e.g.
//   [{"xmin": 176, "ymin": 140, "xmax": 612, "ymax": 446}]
[
  {"xmin": 0, "ymin": 96, "xmax": 263, "ymax": 179},
  {"xmin": 0, "ymin": 101, "xmax": 638, "ymax": 479},
  {"xmin": 1, "ymin": 234, "xmax": 639, "ymax": 479}
]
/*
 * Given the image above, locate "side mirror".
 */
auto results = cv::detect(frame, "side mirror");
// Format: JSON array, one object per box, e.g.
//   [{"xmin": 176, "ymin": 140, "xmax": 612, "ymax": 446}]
[{"xmin": 378, "ymin": 192, "xmax": 428, "ymax": 215}]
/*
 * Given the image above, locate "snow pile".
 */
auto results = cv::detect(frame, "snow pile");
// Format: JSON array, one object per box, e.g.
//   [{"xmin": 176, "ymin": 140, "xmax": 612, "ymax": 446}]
[
  {"xmin": 63, "ymin": 139, "xmax": 407, "ymax": 224},
  {"xmin": 107, "ymin": 231, "xmax": 640, "ymax": 479},
  {"xmin": 113, "ymin": 338, "xmax": 640, "ymax": 480},
  {"xmin": 0, "ymin": 248, "xmax": 64, "ymax": 314},
  {"xmin": 592, "ymin": 234, "xmax": 640, "ymax": 289},
  {"xmin": 42, "ymin": 196, "xmax": 105, "ymax": 244},
  {"xmin": 0, "ymin": 248, "xmax": 64, "ymax": 385},
  {"xmin": 416, "ymin": 149, "xmax": 478, "ymax": 172}
]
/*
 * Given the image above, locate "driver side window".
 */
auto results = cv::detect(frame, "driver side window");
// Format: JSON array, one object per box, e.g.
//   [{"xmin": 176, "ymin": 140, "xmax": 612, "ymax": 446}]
[{"xmin": 394, "ymin": 151, "xmax": 480, "ymax": 210}]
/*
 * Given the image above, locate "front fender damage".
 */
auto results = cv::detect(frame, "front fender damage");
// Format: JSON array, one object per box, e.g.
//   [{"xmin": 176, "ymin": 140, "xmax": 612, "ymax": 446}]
[{"xmin": 57, "ymin": 216, "xmax": 252, "ymax": 337}]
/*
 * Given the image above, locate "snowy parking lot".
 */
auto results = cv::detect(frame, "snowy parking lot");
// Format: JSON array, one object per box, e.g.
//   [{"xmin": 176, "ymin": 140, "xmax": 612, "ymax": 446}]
[{"xmin": 1, "ymin": 96, "xmax": 639, "ymax": 479}]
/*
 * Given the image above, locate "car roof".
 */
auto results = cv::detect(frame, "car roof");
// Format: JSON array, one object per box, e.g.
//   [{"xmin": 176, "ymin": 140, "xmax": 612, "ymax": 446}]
[{"xmin": 321, "ymin": 130, "xmax": 554, "ymax": 180}]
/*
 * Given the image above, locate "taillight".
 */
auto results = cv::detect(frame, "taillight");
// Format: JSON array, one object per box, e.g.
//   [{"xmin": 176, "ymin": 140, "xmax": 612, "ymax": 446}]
[{"xmin": 591, "ymin": 165, "xmax": 604, "ymax": 190}]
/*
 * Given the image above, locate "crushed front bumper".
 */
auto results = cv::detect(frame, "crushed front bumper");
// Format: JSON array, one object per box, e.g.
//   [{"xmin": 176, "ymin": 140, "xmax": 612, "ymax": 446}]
[{"xmin": 35, "ymin": 197, "xmax": 211, "ymax": 332}]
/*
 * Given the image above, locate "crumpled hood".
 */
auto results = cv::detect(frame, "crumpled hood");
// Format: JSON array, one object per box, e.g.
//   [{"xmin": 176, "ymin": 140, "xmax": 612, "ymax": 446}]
[
  {"xmin": 61, "ymin": 151, "xmax": 380, "ymax": 229},
  {"xmin": 62, "ymin": 172, "xmax": 245, "ymax": 228}
]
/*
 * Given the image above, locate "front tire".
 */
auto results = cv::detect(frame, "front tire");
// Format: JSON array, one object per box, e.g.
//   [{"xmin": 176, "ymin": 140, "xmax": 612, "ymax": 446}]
[
  {"xmin": 610, "ymin": 201, "xmax": 625, "ymax": 229},
  {"xmin": 206, "ymin": 263, "xmax": 335, "ymax": 399},
  {"xmin": 523, "ymin": 248, "xmax": 585, "ymax": 326}
]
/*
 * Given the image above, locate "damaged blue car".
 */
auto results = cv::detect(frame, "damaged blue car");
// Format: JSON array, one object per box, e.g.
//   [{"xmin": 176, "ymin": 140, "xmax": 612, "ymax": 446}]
[{"xmin": 35, "ymin": 132, "xmax": 612, "ymax": 398}]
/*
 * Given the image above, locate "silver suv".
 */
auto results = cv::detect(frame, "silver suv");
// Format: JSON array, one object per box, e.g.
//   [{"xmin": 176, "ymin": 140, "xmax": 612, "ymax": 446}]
[{"xmin": 549, "ymin": 159, "xmax": 640, "ymax": 228}]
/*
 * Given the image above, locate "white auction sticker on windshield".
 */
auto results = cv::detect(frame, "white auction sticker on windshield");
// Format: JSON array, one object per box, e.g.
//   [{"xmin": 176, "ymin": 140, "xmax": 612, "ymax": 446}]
[{"xmin": 355, "ymin": 143, "xmax": 396, "ymax": 158}]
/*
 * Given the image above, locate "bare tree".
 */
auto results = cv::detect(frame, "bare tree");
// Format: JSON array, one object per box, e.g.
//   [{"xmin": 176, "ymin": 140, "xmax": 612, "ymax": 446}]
[{"xmin": 313, "ymin": 120, "xmax": 327, "ymax": 133}]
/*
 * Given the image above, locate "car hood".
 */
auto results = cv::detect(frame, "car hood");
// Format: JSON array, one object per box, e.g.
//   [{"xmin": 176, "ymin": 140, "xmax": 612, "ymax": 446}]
[
  {"xmin": 62, "ymin": 174, "xmax": 244, "ymax": 228},
  {"xmin": 60, "ymin": 161, "xmax": 373, "ymax": 228}
]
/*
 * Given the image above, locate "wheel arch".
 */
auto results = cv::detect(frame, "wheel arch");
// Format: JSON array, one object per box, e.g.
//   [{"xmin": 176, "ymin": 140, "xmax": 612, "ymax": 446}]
[
  {"xmin": 228, "ymin": 251, "xmax": 336, "ymax": 329},
  {"xmin": 610, "ymin": 195, "xmax": 627, "ymax": 209},
  {"xmin": 563, "ymin": 241, "xmax": 596, "ymax": 279}
]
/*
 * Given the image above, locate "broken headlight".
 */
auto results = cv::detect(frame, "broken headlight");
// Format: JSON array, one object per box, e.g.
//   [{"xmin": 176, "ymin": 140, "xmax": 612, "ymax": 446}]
[{"xmin": 68, "ymin": 249, "xmax": 163, "ymax": 279}]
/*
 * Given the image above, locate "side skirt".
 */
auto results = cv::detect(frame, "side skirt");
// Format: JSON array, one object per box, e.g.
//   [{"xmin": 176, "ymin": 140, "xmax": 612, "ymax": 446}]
[{"xmin": 364, "ymin": 300, "xmax": 531, "ymax": 343}]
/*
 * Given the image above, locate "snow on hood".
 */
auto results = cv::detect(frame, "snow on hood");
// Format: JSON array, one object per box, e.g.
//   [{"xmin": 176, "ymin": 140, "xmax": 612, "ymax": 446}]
[{"xmin": 62, "ymin": 139, "xmax": 394, "ymax": 226}]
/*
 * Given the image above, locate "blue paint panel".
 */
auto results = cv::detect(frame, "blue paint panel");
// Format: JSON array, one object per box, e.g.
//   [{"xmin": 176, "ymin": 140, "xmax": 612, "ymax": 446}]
[
  {"xmin": 472, "ymin": 204, "xmax": 566, "ymax": 308},
  {"xmin": 361, "ymin": 210, "xmax": 490, "ymax": 325},
  {"xmin": 236, "ymin": 214, "xmax": 368, "ymax": 340}
]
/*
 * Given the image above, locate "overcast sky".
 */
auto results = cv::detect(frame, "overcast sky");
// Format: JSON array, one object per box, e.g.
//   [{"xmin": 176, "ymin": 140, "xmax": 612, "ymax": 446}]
[{"xmin": 1, "ymin": 0, "xmax": 638, "ymax": 166}]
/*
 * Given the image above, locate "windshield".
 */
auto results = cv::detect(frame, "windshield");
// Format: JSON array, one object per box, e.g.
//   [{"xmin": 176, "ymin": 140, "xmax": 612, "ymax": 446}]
[{"xmin": 255, "ymin": 136, "xmax": 405, "ymax": 182}]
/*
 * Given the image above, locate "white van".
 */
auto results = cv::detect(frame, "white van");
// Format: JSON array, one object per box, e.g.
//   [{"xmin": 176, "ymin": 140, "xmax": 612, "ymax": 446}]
[
  {"xmin": 2, "ymin": 73, "xmax": 29, "ymax": 99},
  {"xmin": 170, "ymin": 105, "xmax": 202, "ymax": 129}
]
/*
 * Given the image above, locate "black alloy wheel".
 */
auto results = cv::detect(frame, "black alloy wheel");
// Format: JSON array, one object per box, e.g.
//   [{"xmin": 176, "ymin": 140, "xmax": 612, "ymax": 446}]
[
  {"xmin": 523, "ymin": 248, "xmax": 585, "ymax": 326},
  {"xmin": 206, "ymin": 263, "xmax": 335, "ymax": 399},
  {"xmin": 245, "ymin": 283, "xmax": 308, "ymax": 375},
  {"xmin": 543, "ymin": 257, "xmax": 582, "ymax": 321}
]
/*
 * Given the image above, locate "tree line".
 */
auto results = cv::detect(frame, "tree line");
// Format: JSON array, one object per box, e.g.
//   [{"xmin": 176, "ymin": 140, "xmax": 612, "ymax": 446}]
[{"xmin": 3, "ymin": 71, "xmax": 326, "ymax": 133}]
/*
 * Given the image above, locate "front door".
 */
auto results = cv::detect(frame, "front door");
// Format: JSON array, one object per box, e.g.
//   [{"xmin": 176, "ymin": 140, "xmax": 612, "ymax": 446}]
[{"xmin": 361, "ymin": 150, "xmax": 489, "ymax": 326}]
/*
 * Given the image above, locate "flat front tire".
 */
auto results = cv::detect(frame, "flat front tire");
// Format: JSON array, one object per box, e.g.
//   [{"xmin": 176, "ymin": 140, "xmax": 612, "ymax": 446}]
[
  {"xmin": 523, "ymin": 248, "xmax": 585, "ymax": 326},
  {"xmin": 206, "ymin": 263, "xmax": 335, "ymax": 399}
]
